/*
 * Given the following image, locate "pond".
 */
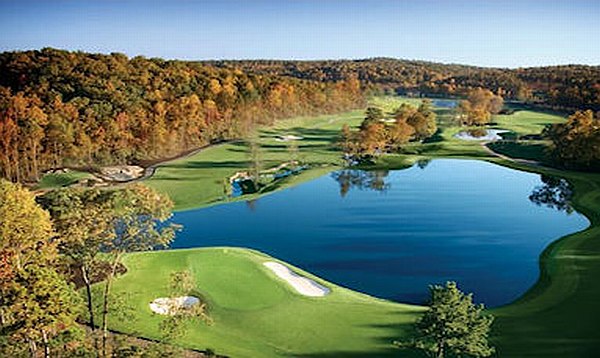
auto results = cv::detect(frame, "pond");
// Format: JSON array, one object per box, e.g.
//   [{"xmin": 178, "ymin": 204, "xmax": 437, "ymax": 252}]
[
  {"xmin": 171, "ymin": 159, "xmax": 588, "ymax": 307},
  {"xmin": 432, "ymin": 99, "xmax": 458, "ymax": 108}
]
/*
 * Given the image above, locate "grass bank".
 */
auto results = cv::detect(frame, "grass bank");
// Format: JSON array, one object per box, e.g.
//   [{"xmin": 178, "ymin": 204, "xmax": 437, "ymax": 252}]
[
  {"xmin": 105, "ymin": 247, "xmax": 423, "ymax": 358},
  {"xmin": 145, "ymin": 110, "xmax": 365, "ymax": 211}
]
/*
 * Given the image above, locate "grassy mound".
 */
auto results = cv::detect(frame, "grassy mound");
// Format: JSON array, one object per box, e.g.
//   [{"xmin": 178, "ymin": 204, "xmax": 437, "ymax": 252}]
[
  {"xmin": 487, "ymin": 141, "xmax": 549, "ymax": 162},
  {"xmin": 105, "ymin": 247, "xmax": 423, "ymax": 358}
]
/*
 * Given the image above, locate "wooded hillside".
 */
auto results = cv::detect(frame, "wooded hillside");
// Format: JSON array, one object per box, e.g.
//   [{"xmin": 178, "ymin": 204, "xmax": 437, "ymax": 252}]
[
  {"xmin": 0, "ymin": 48, "xmax": 364, "ymax": 182},
  {"xmin": 210, "ymin": 58, "xmax": 600, "ymax": 109},
  {"xmin": 1, "ymin": 49, "xmax": 598, "ymax": 182}
]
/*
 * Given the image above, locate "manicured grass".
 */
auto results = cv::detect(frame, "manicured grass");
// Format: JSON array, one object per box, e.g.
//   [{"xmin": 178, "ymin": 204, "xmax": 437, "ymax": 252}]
[
  {"xmin": 145, "ymin": 97, "xmax": 460, "ymax": 211},
  {"xmin": 106, "ymin": 247, "xmax": 424, "ymax": 358},
  {"xmin": 487, "ymin": 141, "xmax": 550, "ymax": 162},
  {"xmin": 493, "ymin": 109, "xmax": 565, "ymax": 136},
  {"xmin": 145, "ymin": 110, "xmax": 365, "ymax": 211}
]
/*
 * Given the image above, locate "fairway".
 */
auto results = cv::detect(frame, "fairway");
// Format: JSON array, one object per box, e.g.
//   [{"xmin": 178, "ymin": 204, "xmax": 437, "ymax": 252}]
[
  {"xmin": 145, "ymin": 110, "xmax": 365, "ymax": 211},
  {"xmin": 144, "ymin": 97, "xmax": 492, "ymax": 211},
  {"xmin": 106, "ymin": 248, "xmax": 424, "ymax": 357}
]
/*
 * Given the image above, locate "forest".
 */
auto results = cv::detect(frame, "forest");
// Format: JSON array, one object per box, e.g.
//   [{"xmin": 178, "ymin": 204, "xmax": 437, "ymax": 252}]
[
  {"xmin": 0, "ymin": 48, "xmax": 364, "ymax": 182},
  {"xmin": 1, "ymin": 49, "xmax": 599, "ymax": 184},
  {"xmin": 209, "ymin": 58, "xmax": 600, "ymax": 110}
]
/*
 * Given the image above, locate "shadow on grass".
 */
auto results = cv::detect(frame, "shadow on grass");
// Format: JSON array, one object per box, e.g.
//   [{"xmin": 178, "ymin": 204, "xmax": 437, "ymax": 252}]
[
  {"xmin": 423, "ymin": 128, "xmax": 444, "ymax": 144},
  {"xmin": 163, "ymin": 160, "xmax": 245, "ymax": 169},
  {"xmin": 295, "ymin": 320, "xmax": 425, "ymax": 358}
]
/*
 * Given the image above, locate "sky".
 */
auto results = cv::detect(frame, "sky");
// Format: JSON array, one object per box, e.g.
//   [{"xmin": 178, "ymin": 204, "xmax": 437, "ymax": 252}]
[{"xmin": 0, "ymin": 0, "xmax": 598, "ymax": 68}]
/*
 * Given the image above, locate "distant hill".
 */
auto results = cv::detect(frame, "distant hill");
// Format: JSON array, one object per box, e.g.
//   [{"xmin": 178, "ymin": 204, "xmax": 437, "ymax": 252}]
[{"xmin": 206, "ymin": 58, "xmax": 600, "ymax": 110}]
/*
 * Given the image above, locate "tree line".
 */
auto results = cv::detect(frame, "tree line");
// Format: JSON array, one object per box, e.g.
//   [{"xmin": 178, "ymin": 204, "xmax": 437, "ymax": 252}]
[
  {"xmin": 210, "ymin": 58, "xmax": 600, "ymax": 110},
  {"xmin": 2, "ymin": 49, "xmax": 598, "ymax": 182},
  {"xmin": 0, "ymin": 48, "xmax": 365, "ymax": 182}
]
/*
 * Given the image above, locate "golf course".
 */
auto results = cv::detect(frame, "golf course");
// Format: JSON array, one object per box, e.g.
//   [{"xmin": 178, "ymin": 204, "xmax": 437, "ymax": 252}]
[
  {"xmin": 2, "ymin": 3, "xmax": 598, "ymax": 357},
  {"xmin": 95, "ymin": 97, "xmax": 600, "ymax": 357}
]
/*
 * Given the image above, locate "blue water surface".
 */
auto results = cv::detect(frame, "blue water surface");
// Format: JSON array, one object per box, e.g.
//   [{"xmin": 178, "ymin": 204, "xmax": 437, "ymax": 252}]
[{"xmin": 171, "ymin": 159, "xmax": 588, "ymax": 307}]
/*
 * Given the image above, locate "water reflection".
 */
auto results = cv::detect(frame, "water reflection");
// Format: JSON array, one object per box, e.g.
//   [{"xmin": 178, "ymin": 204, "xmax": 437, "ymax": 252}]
[
  {"xmin": 172, "ymin": 159, "xmax": 589, "ymax": 307},
  {"xmin": 529, "ymin": 175, "xmax": 574, "ymax": 213},
  {"xmin": 416, "ymin": 159, "xmax": 431, "ymax": 170},
  {"xmin": 331, "ymin": 170, "xmax": 390, "ymax": 197}
]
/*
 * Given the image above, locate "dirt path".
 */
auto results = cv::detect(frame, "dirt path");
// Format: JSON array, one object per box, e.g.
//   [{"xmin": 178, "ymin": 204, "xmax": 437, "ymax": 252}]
[
  {"xmin": 480, "ymin": 141, "xmax": 546, "ymax": 168},
  {"xmin": 132, "ymin": 140, "xmax": 238, "ymax": 183}
]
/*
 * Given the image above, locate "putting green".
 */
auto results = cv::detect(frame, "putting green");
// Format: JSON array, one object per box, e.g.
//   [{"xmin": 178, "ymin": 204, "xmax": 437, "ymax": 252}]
[{"xmin": 106, "ymin": 247, "xmax": 424, "ymax": 358}]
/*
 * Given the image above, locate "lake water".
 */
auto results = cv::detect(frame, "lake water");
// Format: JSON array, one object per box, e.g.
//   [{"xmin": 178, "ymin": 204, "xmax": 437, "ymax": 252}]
[
  {"xmin": 433, "ymin": 99, "xmax": 458, "ymax": 108},
  {"xmin": 171, "ymin": 159, "xmax": 588, "ymax": 307}
]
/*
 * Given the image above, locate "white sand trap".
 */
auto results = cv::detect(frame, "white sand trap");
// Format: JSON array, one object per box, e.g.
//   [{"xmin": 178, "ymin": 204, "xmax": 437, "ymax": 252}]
[
  {"xmin": 149, "ymin": 296, "xmax": 200, "ymax": 315},
  {"xmin": 263, "ymin": 261, "xmax": 330, "ymax": 297},
  {"xmin": 275, "ymin": 135, "xmax": 304, "ymax": 142},
  {"xmin": 454, "ymin": 129, "xmax": 509, "ymax": 141},
  {"xmin": 380, "ymin": 118, "xmax": 397, "ymax": 123}
]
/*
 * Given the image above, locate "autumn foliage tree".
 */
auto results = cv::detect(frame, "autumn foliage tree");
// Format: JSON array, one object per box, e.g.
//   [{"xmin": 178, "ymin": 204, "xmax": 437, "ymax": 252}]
[
  {"xmin": 458, "ymin": 88, "xmax": 504, "ymax": 126},
  {"xmin": 98, "ymin": 184, "xmax": 179, "ymax": 357},
  {"xmin": 544, "ymin": 110, "xmax": 600, "ymax": 171},
  {"xmin": 0, "ymin": 180, "xmax": 81, "ymax": 358},
  {"xmin": 38, "ymin": 188, "xmax": 119, "ymax": 337},
  {"xmin": 38, "ymin": 184, "xmax": 179, "ymax": 357},
  {"xmin": 340, "ymin": 101, "xmax": 436, "ymax": 160},
  {"xmin": 0, "ymin": 48, "xmax": 366, "ymax": 182}
]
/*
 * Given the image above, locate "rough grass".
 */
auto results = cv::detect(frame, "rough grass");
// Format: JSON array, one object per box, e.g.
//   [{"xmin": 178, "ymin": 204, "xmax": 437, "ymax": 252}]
[{"xmin": 105, "ymin": 248, "xmax": 424, "ymax": 358}]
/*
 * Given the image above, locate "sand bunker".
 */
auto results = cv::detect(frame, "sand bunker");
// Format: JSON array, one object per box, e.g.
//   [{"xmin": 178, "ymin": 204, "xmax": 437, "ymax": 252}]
[
  {"xmin": 263, "ymin": 261, "xmax": 330, "ymax": 297},
  {"xmin": 380, "ymin": 118, "xmax": 397, "ymax": 123},
  {"xmin": 98, "ymin": 165, "xmax": 145, "ymax": 182},
  {"xmin": 275, "ymin": 135, "xmax": 304, "ymax": 142},
  {"xmin": 454, "ymin": 129, "xmax": 509, "ymax": 141},
  {"xmin": 149, "ymin": 296, "xmax": 200, "ymax": 315}
]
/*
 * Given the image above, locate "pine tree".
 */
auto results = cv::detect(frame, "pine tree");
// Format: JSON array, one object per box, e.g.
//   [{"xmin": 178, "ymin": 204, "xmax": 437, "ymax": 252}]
[{"xmin": 395, "ymin": 281, "xmax": 495, "ymax": 358}]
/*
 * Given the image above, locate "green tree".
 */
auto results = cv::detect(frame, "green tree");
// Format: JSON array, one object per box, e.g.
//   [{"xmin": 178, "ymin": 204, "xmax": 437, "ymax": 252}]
[
  {"xmin": 395, "ymin": 282, "xmax": 494, "ymax": 358},
  {"xmin": 159, "ymin": 270, "xmax": 211, "ymax": 344},
  {"xmin": 247, "ymin": 133, "xmax": 263, "ymax": 190},
  {"xmin": 38, "ymin": 187, "xmax": 118, "ymax": 357},
  {"xmin": 99, "ymin": 184, "xmax": 179, "ymax": 357},
  {"xmin": 362, "ymin": 106, "xmax": 384, "ymax": 128},
  {"xmin": 412, "ymin": 99, "xmax": 438, "ymax": 140}
]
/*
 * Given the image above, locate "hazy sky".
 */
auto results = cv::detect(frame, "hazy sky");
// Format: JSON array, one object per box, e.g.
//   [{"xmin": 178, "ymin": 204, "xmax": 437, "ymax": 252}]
[{"xmin": 0, "ymin": 0, "xmax": 598, "ymax": 68}]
